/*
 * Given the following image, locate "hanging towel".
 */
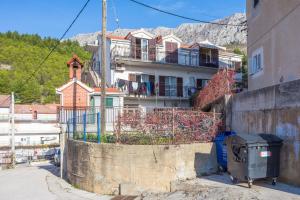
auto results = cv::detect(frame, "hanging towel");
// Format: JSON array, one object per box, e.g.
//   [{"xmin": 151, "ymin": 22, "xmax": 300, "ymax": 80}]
[
  {"xmin": 118, "ymin": 79, "xmax": 126, "ymax": 88},
  {"xmin": 146, "ymin": 82, "xmax": 151, "ymax": 96},
  {"xmin": 132, "ymin": 82, "xmax": 138, "ymax": 91}
]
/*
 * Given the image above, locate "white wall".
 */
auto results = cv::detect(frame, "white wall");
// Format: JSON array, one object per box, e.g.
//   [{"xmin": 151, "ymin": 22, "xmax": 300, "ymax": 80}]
[
  {"xmin": 0, "ymin": 122, "xmax": 60, "ymax": 146},
  {"xmin": 0, "ymin": 108, "xmax": 9, "ymax": 114},
  {"xmin": 112, "ymin": 65, "xmax": 213, "ymax": 89}
]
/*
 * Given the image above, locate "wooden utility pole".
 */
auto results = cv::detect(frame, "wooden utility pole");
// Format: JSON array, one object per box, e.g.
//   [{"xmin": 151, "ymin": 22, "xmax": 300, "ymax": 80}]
[
  {"xmin": 11, "ymin": 92, "xmax": 15, "ymax": 167},
  {"xmin": 101, "ymin": 0, "xmax": 107, "ymax": 136}
]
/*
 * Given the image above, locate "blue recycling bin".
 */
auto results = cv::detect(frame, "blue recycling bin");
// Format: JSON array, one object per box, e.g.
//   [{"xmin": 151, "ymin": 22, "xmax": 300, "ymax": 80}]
[{"xmin": 214, "ymin": 131, "xmax": 236, "ymax": 170}]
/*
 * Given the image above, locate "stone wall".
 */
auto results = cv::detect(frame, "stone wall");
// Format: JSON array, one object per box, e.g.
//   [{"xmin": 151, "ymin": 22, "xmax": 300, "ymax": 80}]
[
  {"xmin": 65, "ymin": 140, "xmax": 217, "ymax": 195},
  {"xmin": 229, "ymin": 79, "xmax": 300, "ymax": 186}
]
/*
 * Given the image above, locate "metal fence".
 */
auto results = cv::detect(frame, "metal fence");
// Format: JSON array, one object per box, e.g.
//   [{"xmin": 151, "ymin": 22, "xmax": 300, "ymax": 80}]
[{"xmin": 66, "ymin": 106, "xmax": 223, "ymax": 145}]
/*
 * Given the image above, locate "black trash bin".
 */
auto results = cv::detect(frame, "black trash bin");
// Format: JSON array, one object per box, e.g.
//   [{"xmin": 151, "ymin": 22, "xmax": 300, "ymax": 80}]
[{"xmin": 226, "ymin": 133, "xmax": 283, "ymax": 188}]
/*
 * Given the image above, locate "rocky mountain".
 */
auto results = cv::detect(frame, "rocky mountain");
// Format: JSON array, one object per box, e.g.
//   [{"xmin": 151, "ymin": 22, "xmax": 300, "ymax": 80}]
[{"xmin": 69, "ymin": 13, "xmax": 246, "ymax": 46}]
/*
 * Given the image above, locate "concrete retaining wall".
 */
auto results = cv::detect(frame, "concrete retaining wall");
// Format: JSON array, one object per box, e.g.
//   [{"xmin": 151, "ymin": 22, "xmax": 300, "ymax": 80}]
[
  {"xmin": 66, "ymin": 140, "xmax": 217, "ymax": 195},
  {"xmin": 230, "ymin": 79, "xmax": 300, "ymax": 186}
]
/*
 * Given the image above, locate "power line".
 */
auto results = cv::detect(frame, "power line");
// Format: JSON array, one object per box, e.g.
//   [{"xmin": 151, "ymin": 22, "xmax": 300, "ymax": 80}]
[
  {"xmin": 128, "ymin": 0, "xmax": 246, "ymax": 27},
  {"xmin": 17, "ymin": 0, "xmax": 91, "ymax": 92}
]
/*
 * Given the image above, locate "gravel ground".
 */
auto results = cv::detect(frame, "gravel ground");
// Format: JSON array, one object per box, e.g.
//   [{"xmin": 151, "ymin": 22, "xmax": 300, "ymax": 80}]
[{"xmin": 136, "ymin": 174, "xmax": 300, "ymax": 200}]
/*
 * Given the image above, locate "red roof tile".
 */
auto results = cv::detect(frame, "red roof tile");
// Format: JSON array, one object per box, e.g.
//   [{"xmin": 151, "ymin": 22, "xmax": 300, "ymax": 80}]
[
  {"xmin": 15, "ymin": 104, "xmax": 59, "ymax": 114},
  {"xmin": 94, "ymin": 87, "xmax": 121, "ymax": 93},
  {"xmin": 0, "ymin": 95, "xmax": 11, "ymax": 108},
  {"xmin": 67, "ymin": 54, "xmax": 83, "ymax": 66},
  {"xmin": 107, "ymin": 35, "xmax": 127, "ymax": 40}
]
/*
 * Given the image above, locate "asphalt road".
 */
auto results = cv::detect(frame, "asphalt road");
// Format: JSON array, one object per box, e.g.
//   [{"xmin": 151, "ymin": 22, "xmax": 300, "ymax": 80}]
[{"xmin": 0, "ymin": 161, "xmax": 111, "ymax": 200}]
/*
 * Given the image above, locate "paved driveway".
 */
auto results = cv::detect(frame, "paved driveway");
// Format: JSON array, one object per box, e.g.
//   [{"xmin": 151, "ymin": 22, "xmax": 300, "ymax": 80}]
[{"xmin": 0, "ymin": 162, "xmax": 111, "ymax": 200}]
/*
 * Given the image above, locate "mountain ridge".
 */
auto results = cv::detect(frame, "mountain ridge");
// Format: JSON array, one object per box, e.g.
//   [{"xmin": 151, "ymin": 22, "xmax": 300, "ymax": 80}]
[{"xmin": 69, "ymin": 13, "xmax": 246, "ymax": 47}]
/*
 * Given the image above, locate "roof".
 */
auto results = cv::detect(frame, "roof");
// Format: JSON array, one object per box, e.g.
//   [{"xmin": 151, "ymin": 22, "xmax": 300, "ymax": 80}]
[
  {"xmin": 93, "ymin": 87, "xmax": 121, "ymax": 93},
  {"xmin": 67, "ymin": 54, "xmax": 83, "ymax": 67},
  {"xmin": 15, "ymin": 104, "xmax": 59, "ymax": 114},
  {"xmin": 107, "ymin": 35, "xmax": 128, "ymax": 40},
  {"xmin": 125, "ymin": 29, "xmax": 155, "ymax": 40},
  {"xmin": 0, "ymin": 95, "xmax": 11, "ymax": 108},
  {"xmin": 180, "ymin": 44, "xmax": 191, "ymax": 49},
  {"xmin": 56, "ymin": 79, "xmax": 94, "ymax": 94},
  {"xmin": 191, "ymin": 40, "xmax": 226, "ymax": 50}
]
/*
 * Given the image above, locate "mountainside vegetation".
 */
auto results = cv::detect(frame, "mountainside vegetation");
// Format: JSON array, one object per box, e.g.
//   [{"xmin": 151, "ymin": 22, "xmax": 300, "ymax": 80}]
[{"xmin": 0, "ymin": 31, "xmax": 91, "ymax": 104}]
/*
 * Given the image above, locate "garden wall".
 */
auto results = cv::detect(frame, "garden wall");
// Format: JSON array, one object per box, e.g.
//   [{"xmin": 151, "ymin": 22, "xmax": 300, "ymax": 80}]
[
  {"xmin": 229, "ymin": 79, "xmax": 300, "ymax": 186},
  {"xmin": 65, "ymin": 139, "xmax": 217, "ymax": 195}
]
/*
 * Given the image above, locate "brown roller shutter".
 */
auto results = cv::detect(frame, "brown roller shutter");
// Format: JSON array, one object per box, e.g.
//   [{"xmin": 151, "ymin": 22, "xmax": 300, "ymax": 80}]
[
  {"xmin": 166, "ymin": 42, "xmax": 178, "ymax": 63},
  {"xmin": 130, "ymin": 35, "xmax": 136, "ymax": 59},
  {"xmin": 177, "ymin": 77, "xmax": 183, "ymax": 97},
  {"xmin": 148, "ymin": 39, "xmax": 156, "ymax": 61},
  {"xmin": 136, "ymin": 38, "xmax": 141, "ymax": 59},
  {"xmin": 159, "ymin": 76, "xmax": 165, "ymax": 96},
  {"xmin": 129, "ymin": 74, "xmax": 136, "ymax": 82},
  {"xmin": 211, "ymin": 48, "xmax": 219, "ymax": 67}
]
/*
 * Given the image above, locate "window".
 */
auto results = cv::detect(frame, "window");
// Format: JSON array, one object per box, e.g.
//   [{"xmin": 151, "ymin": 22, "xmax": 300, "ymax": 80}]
[
  {"xmin": 191, "ymin": 54, "xmax": 198, "ymax": 66},
  {"xmin": 189, "ymin": 77, "xmax": 195, "ymax": 87},
  {"xmin": 105, "ymin": 97, "xmax": 113, "ymax": 107},
  {"xmin": 141, "ymin": 39, "xmax": 148, "ymax": 61},
  {"xmin": 165, "ymin": 76, "xmax": 177, "ymax": 97},
  {"xmin": 253, "ymin": 0, "xmax": 259, "ymax": 8},
  {"xmin": 33, "ymin": 111, "xmax": 37, "ymax": 120},
  {"xmin": 251, "ymin": 47, "xmax": 263, "ymax": 75}
]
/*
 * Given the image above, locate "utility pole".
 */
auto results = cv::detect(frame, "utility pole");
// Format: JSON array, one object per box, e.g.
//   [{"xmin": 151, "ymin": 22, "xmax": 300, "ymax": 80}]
[
  {"xmin": 10, "ymin": 92, "xmax": 15, "ymax": 167},
  {"xmin": 101, "ymin": 0, "xmax": 107, "ymax": 136}
]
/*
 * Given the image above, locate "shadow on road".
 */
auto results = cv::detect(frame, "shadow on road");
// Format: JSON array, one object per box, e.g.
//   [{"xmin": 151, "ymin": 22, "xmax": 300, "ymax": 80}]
[{"xmin": 38, "ymin": 162, "xmax": 60, "ymax": 177}]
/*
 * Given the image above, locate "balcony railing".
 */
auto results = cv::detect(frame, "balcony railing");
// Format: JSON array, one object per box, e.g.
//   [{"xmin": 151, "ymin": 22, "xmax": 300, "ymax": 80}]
[{"xmin": 111, "ymin": 46, "xmax": 219, "ymax": 68}]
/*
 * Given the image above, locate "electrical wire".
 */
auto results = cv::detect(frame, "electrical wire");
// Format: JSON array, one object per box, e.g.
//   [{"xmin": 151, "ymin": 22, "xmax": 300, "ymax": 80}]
[
  {"xmin": 128, "ymin": 0, "xmax": 246, "ymax": 27},
  {"xmin": 16, "ymin": 0, "xmax": 91, "ymax": 92}
]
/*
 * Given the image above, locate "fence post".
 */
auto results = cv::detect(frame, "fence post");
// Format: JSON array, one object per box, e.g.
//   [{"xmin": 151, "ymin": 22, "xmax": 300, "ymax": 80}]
[
  {"xmin": 83, "ymin": 113, "xmax": 87, "ymax": 143},
  {"xmin": 97, "ymin": 112, "xmax": 101, "ymax": 144},
  {"xmin": 172, "ymin": 108, "xmax": 175, "ymax": 137}
]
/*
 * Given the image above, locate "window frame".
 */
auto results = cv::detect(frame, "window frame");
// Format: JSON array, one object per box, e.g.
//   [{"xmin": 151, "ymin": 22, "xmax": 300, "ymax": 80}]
[
  {"xmin": 253, "ymin": 0, "xmax": 259, "ymax": 8},
  {"xmin": 250, "ymin": 47, "xmax": 264, "ymax": 75},
  {"xmin": 165, "ymin": 76, "xmax": 177, "ymax": 97}
]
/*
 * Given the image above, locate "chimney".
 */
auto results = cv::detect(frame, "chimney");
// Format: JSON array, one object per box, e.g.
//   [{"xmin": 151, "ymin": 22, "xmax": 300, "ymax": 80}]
[{"xmin": 67, "ymin": 55, "xmax": 84, "ymax": 81}]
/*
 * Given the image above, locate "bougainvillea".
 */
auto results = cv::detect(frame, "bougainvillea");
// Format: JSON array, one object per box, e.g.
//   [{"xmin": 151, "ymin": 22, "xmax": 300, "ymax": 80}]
[{"xmin": 195, "ymin": 69, "xmax": 235, "ymax": 109}]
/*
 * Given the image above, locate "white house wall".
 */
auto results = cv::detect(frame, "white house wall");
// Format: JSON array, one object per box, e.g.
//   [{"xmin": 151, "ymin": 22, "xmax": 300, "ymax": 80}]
[
  {"xmin": 112, "ymin": 65, "xmax": 213, "ymax": 88},
  {"xmin": 0, "ymin": 121, "xmax": 60, "ymax": 146}
]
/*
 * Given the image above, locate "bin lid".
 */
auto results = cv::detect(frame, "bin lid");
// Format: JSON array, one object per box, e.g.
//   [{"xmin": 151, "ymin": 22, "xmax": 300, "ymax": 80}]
[
  {"xmin": 234, "ymin": 134, "xmax": 266, "ymax": 144},
  {"xmin": 233, "ymin": 133, "xmax": 283, "ymax": 145},
  {"xmin": 258, "ymin": 133, "xmax": 283, "ymax": 143}
]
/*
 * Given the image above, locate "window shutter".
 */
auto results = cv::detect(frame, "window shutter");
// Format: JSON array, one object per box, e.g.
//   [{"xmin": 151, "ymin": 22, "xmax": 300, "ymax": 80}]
[
  {"xmin": 177, "ymin": 77, "xmax": 183, "ymax": 97},
  {"xmin": 105, "ymin": 97, "xmax": 113, "ymax": 107},
  {"xmin": 211, "ymin": 49, "xmax": 219, "ymax": 67},
  {"xmin": 159, "ymin": 76, "xmax": 165, "ymax": 96},
  {"xmin": 196, "ymin": 79, "xmax": 203, "ymax": 90},
  {"xmin": 130, "ymin": 35, "xmax": 136, "ymax": 59},
  {"xmin": 129, "ymin": 74, "xmax": 136, "ymax": 82},
  {"xmin": 136, "ymin": 38, "xmax": 141, "ymax": 59},
  {"xmin": 165, "ymin": 42, "xmax": 178, "ymax": 63},
  {"xmin": 148, "ymin": 39, "xmax": 156, "ymax": 61}
]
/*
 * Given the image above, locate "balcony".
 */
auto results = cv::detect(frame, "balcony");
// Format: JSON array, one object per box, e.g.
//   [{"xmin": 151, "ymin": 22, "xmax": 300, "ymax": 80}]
[{"xmin": 110, "ymin": 46, "xmax": 219, "ymax": 68}]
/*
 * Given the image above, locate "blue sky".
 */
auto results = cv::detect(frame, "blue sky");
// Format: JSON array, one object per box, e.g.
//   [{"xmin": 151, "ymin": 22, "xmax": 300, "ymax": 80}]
[{"xmin": 0, "ymin": 0, "xmax": 246, "ymax": 39}]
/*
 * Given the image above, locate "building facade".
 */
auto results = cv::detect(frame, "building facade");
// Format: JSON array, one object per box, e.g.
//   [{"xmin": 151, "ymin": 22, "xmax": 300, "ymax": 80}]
[
  {"xmin": 0, "ymin": 99, "xmax": 60, "ymax": 146},
  {"xmin": 247, "ymin": 0, "xmax": 300, "ymax": 90},
  {"xmin": 56, "ymin": 55, "xmax": 124, "ymax": 131},
  {"xmin": 89, "ymin": 29, "xmax": 241, "ymax": 108}
]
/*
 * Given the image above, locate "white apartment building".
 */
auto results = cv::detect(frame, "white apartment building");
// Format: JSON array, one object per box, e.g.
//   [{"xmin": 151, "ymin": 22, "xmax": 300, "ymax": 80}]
[
  {"xmin": 89, "ymin": 29, "xmax": 241, "ymax": 108},
  {"xmin": 0, "ymin": 99, "xmax": 60, "ymax": 146}
]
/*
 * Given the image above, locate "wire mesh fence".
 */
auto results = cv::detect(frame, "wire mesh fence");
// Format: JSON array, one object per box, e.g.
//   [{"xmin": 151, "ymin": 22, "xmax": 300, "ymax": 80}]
[{"xmin": 66, "ymin": 106, "xmax": 223, "ymax": 145}]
